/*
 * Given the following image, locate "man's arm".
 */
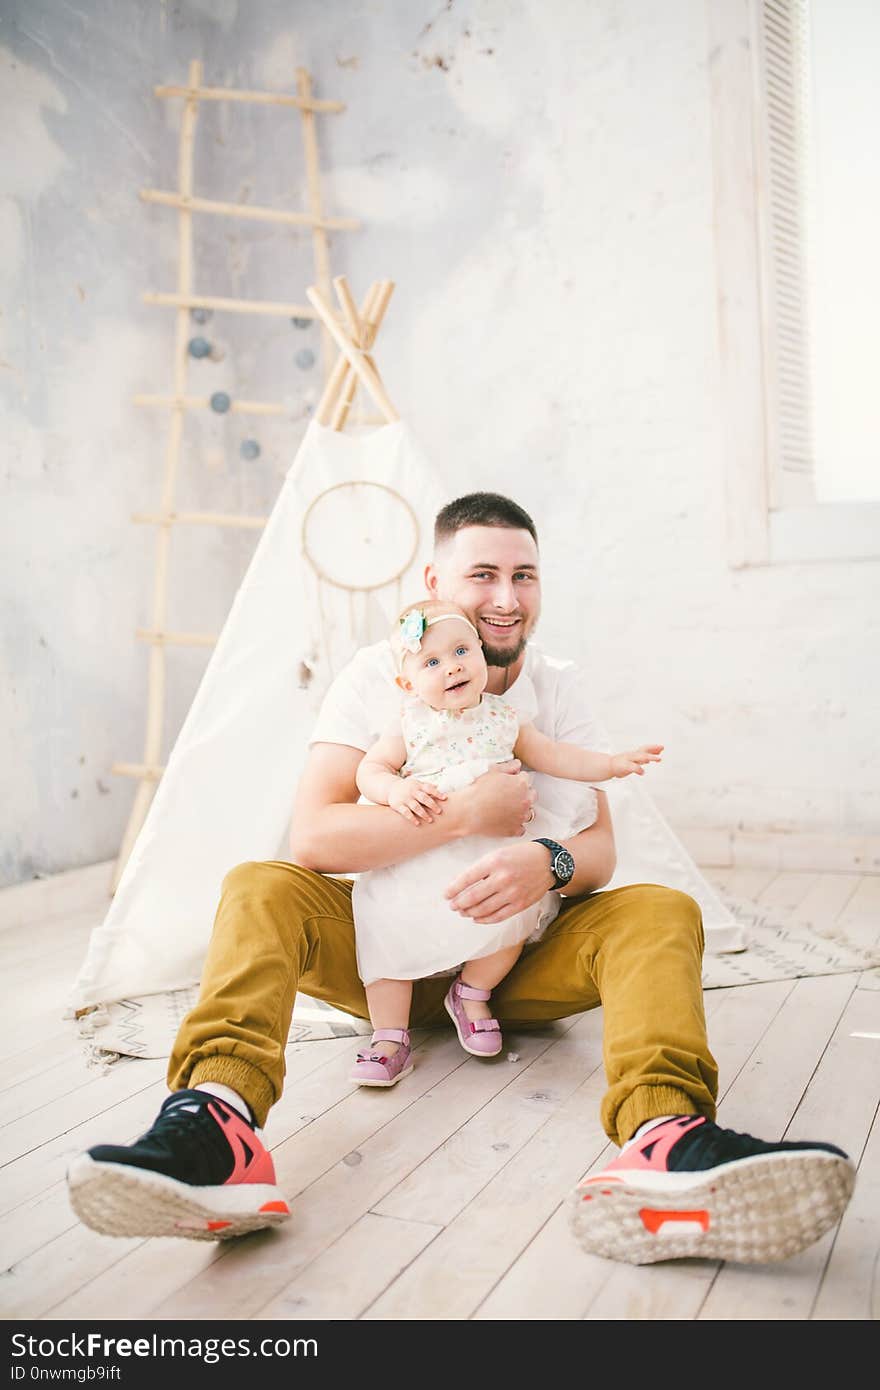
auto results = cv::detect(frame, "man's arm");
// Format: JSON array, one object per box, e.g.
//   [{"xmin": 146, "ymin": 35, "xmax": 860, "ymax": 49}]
[
  {"xmin": 444, "ymin": 791, "xmax": 617, "ymax": 925},
  {"xmin": 289, "ymin": 741, "xmax": 536, "ymax": 875},
  {"xmin": 555, "ymin": 790, "xmax": 616, "ymax": 893}
]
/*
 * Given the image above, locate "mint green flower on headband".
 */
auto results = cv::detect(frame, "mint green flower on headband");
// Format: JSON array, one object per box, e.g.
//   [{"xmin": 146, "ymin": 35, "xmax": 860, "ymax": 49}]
[{"xmin": 399, "ymin": 607, "xmax": 426, "ymax": 654}]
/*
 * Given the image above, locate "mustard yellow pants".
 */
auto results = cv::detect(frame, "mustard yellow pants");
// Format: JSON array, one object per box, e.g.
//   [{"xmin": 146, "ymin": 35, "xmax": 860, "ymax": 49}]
[{"xmin": 168, "ymin": 862, "xmax": 718, "ymax": 1146}]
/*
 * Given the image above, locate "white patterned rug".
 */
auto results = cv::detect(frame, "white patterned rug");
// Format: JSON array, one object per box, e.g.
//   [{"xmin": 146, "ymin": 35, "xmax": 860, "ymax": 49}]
[
  {"xmin": 699, "ymin": 900, "xmax": 879, "ymax": 988},
  {"xmin": 75, "ymin": 897, "xmax": 880, "ymax": 1067},
  {"xmin": 75, "ymin": 988, "xmax": 374, "ymax": 1066}
]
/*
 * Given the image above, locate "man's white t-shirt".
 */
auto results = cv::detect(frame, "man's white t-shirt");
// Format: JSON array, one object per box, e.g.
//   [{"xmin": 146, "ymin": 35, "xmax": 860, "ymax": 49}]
[{"xmin": 309, "ymin": 639, "xmax": 608, "ymax": 842}]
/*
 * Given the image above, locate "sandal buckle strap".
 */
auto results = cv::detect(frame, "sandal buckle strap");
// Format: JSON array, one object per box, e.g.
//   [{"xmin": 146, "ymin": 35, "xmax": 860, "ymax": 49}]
[
  {"xmin": 370, "ymin": 1027, "xmax": 410, "ymax": 1046},
  {"xmin": 455, "ymin": 981, "xmax": 491, "ymax": 1002}
]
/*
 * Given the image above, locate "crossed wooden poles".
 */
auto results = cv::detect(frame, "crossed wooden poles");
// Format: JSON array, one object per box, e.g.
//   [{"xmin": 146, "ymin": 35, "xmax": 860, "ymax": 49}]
[{"xmin": 307, "ymin": 275, "xmax": 399, "ymax": 429}]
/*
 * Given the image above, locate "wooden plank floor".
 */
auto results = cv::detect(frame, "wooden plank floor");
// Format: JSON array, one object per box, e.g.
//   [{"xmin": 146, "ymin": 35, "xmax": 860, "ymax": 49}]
[{"xmin": 1, "ymin": 863, "xmax": 878, "ymax": 1323}]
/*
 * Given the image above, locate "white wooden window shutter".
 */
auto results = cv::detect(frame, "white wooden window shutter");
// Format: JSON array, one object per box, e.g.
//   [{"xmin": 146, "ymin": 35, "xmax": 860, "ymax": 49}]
[{"xmin": 753, "ymin": 0, "xmax": 816, "ymax": 507}]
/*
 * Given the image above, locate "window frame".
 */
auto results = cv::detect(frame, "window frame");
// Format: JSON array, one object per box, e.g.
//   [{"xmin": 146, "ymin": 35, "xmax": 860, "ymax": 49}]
[{"xmin": 706, "ymin": 0, "xmax": 880, "ymax": 567}]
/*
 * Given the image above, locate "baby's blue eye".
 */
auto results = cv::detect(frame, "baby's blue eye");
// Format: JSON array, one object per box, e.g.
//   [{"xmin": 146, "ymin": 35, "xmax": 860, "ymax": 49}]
[
  {"xmin": 425, "ymin": 656, "xmax": 439, "ymax": 667},
  {"xmin": 455, "ymin": 645, "xmax": 468, "ymax": 656}
]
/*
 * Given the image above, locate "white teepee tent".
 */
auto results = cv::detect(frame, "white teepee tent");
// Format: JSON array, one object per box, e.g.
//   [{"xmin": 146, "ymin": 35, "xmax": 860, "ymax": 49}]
[{"xmin": 70, "ymin": 278, "xmax": 745, "ymax": 1062}]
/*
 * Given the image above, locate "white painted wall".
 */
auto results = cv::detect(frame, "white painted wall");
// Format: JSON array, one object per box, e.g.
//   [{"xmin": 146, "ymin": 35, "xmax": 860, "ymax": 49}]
[{"xmin": 3, "ymin": 0, "xmax": 878, "ymax": 886}]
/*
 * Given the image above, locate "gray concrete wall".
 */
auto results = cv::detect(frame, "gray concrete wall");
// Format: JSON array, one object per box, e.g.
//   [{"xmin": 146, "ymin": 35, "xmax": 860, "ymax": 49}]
[{"xmin": 3, "ymin": 0, "xmax": 878, "ymax": 886}]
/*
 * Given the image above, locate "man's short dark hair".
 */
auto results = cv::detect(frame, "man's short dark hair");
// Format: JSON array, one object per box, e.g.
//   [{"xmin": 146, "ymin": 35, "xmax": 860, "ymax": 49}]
[{"xmin": 433, "ymin": 492, "xmax": 539, "ymax": 548}]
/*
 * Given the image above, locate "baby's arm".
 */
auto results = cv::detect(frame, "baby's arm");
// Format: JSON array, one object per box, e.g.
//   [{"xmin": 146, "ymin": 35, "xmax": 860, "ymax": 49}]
[
  {"xmin": 356, "ymin": 731, "xmax": 447, "ymax": 826},
  {"xmin": 513, "ymin": 722, "xmax": 663, "ymax": 783}
]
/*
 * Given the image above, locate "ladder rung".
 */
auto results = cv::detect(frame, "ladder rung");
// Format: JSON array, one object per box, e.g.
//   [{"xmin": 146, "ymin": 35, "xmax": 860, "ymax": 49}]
[
  {"xmin": 133, "ymin": 393, "xmax": 288, "ymax": 416},
  {"xmin": 153, "ymin": 84, "xmax": 345, "ymax": 113},
  {"xmin": 140, "ymin": 188, "xmax": 360, "ymax": 232},
  {"xmin": 112, "ymin": 762, "xmax": 165, "ymax": 781},
  {"xmin": 142, "ymin": 291, "xmax": 317, "ymax": 318},
  {"xmin": 135, "ymin": 628, "xmax": 218, "ymax": 647},
  {"xmin": 131, "ymin": 511, "xmax": 268, "ymax": 529}
]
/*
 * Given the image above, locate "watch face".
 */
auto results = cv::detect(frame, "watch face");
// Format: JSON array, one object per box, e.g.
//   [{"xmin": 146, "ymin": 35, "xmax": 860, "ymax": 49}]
[{"xmin": 554, "ymin": 850, "xmax": 575, "ymax": 883}]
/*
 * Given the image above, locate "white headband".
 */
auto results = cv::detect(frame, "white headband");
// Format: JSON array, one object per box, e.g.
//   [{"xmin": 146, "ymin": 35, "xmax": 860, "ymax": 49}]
[{"xmin": 396, "ymin": 609, "xmax": 480, "ymax": 670}]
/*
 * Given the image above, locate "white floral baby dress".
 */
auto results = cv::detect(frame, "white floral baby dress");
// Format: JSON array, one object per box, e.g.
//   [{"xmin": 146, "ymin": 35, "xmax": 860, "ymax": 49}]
[{"xmin": 353, "ymin": 682, "xmax": 571, "ymax": 985}]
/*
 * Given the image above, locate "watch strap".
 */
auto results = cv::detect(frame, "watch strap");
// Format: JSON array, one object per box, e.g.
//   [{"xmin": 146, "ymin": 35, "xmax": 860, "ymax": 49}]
[{"xmin": 533, "ymin": 837, "xmax": 573, "ymax": 890}]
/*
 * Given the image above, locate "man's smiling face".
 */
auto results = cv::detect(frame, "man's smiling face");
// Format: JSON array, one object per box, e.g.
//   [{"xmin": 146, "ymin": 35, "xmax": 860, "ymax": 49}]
[{"xmin": 426, "ymin": 525, "xmax": 541, "ymax": 669}]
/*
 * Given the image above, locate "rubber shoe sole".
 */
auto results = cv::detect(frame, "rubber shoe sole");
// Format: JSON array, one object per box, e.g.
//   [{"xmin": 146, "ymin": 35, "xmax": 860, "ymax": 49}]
[
  {"xmin": 569, "ymin": 1150, "xmax": 856, "ymax": 1265},
  {"xmin": 67, "ymin": 1154, "xmax": 291, "ymax": 1241}
]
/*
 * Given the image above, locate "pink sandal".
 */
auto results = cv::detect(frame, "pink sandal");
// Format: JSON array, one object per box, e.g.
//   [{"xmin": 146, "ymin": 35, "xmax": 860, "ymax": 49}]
[
  {"xmin": 444, "ymin": 977, "xmax": 503, "ymax": 1057},
  {"xmin": 350, "ymin": 1028, "xmax": 414, "ymax": 1087}
]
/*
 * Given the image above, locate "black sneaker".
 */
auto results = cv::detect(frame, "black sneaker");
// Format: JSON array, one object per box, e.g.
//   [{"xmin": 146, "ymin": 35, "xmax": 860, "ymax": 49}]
[
  {"xmin": 66, "ymin": 1089, "xmax": 290, "ymax": 1241},
  {"xmin": 570, "ymin": 1115, "xmax": 856, "ymax": 1265}
]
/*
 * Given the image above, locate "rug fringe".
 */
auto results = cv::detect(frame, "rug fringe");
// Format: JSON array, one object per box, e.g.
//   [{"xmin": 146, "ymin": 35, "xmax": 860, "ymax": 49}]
[{"xmin": 75, "ymin": 1005, "xmax": 123, "ymax": 1072}]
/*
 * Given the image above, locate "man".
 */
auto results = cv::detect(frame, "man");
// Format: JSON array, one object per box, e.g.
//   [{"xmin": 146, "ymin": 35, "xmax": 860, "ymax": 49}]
[{"xmin": 67, "ymin": 493, "xmax": 855, "ymax": 1265}]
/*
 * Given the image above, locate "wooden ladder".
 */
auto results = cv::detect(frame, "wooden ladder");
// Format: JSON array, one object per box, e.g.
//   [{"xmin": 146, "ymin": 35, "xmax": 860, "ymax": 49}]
[{"xmin": 111, "ymin": 58, "xmax": 359, "ymax": 892}]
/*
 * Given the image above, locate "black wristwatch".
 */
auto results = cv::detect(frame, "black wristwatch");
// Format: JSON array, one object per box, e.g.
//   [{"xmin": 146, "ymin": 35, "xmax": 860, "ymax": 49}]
[{"xmin": 534, "ymin": 837, "xmax": 575, "ymax": 891}]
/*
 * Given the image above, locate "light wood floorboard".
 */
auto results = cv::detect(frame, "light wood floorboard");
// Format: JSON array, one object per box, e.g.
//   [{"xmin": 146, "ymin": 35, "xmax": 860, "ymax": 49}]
[{"xmin": 1, "ymin": 863, "xmax": 878, "ymax": 1323}]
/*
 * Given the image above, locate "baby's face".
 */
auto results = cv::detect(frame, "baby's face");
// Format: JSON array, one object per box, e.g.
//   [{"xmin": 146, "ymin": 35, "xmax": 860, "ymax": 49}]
[{"xmin": 400, "ymin": 617, "xmax": 488, "ymax": 711}]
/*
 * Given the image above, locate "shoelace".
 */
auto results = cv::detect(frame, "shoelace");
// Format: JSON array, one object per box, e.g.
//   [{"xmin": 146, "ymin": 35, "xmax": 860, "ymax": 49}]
[
  {"xmin": 139, "ymin": 1093, "xmax": 245, "ymax": 1148},
  {"xmin": 670, "ymin": 1122, "xmax": 780, "ymax": 1168}
]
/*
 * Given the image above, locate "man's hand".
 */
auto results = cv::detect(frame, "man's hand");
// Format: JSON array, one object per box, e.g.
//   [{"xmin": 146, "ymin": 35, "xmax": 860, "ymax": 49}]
[
  {"xmin": 444, "ymin": 841, "xmax": 554, "ymax": 925},
  {"xmin": 609, "ymin": 744, "xmax": 664, "ymax": 778},
  {"xmin": 386, "ymin": 777, "xmax": 446, "ymax": 825},
  {"xmin": 458, "ymin": 762, "xmax": 536, "ymax": 839}
]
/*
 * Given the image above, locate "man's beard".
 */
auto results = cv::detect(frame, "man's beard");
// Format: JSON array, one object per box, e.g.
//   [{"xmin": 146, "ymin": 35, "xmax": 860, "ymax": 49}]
[{"xmin": 481, "ymin": 635, "xmax": 528, "ymax": 669}]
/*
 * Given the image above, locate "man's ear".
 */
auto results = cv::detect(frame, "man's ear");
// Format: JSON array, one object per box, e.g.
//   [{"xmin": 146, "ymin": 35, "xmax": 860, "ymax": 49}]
[
  {"xmin": 424, "ymin": 561, "xmax": 439, "ymax": 598},
  {"xmin": 395, "ymin": 674, "xmax": 413, "ymax": 693}
]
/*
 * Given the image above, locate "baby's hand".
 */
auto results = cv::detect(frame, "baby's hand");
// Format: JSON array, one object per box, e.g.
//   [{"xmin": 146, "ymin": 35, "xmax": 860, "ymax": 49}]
[
  {"xmin": 387, "ymin": 777, "xmax": 447, "ymax": 825},
  {"xmin": 610, "ymin": 744, "xmax": 664, "ymax": 778}
]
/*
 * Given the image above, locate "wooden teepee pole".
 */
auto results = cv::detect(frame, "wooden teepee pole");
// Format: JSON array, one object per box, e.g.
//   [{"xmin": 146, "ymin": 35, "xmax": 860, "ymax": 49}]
[
  {"xmin": 111, "ymin": 58, "xmax": 202, "ymax": 893},
  {"xmin": 313, "ymin": 281, "xmax": 378, "ymax": 427},
  {"xmin": 331, "ymin": 279, "xmax": 395, "ymax": 430},
  {"xmin": 313, "ymin": 280, "xmax": 380, "ymax": 427},
  {"xmin": 306, "ymin": 282, "xmax": 399, "ymax": 425}
]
